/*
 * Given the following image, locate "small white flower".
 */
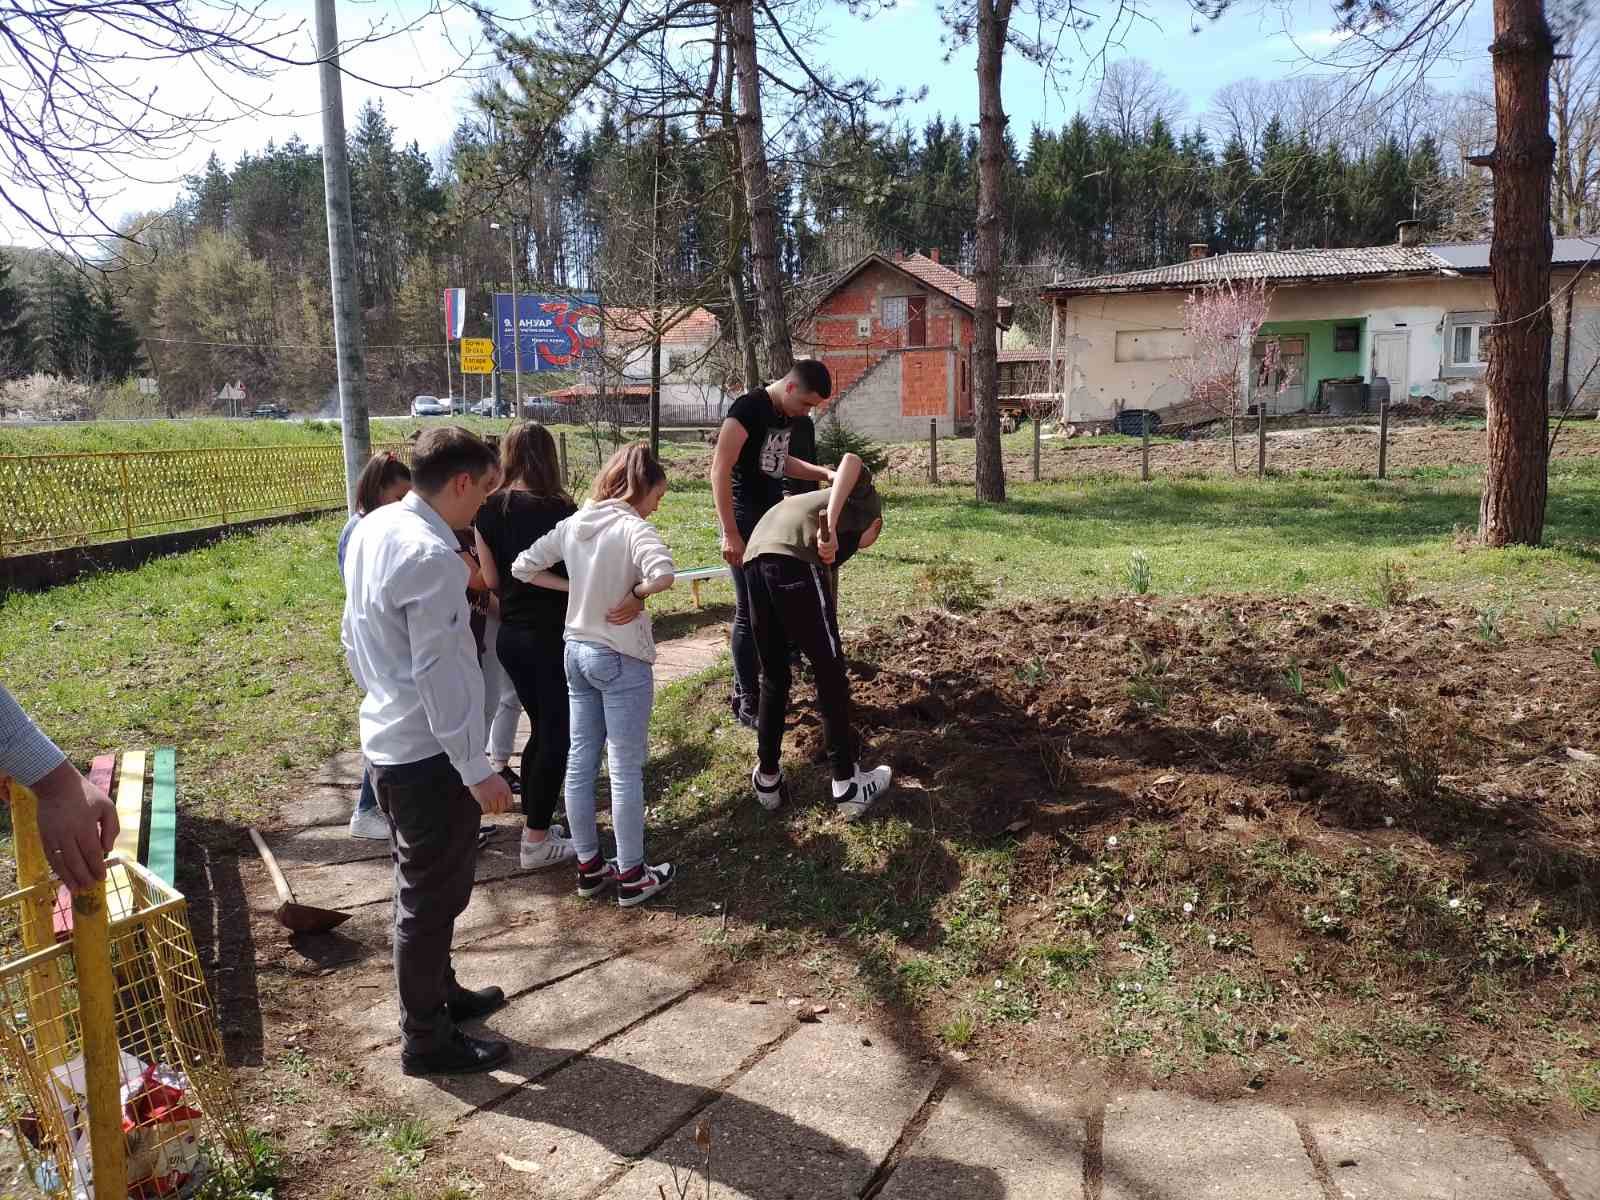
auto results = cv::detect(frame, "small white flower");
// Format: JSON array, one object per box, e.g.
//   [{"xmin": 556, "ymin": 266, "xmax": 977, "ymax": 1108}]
[
  {"xmin": 1125, "ymin": 911, "xmax": 1136, "ymax": 925},
  {"xmin": 1107, "ymin": 836, "xmax": 1120, "ymax": 849},
  {"xmin": 994, "ymin": 978, "xmax": 1005, "ymax": 991},
  {"xmin": 1182, "ymin": 902, "xmax": 1194, "ymax": 915},
  {"xmin": 1384, "ymin": 816, "xmax": 1395, "ymax": 827},
  {"xmin": 1233, "ymin": 988, "xmax": 1243, "ymax": 1000},
  {"xmin": 1207, "ymin": 933, "xmax": 1217, "ymax": 946},
  {"xmin": 1448, "ymin": 898, "xmax": 1462, "ymax": 910},
  {"xmin": 1117, "ymin": 982, "xmax": 1127, "ymax": 992},
  {"xmin": 1134, "ymin": 983, "xmax": 1144, "ymax": 994}
]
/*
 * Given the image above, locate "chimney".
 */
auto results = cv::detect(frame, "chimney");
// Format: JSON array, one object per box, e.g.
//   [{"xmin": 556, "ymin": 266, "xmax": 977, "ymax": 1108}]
[
  {"xmin": 1188, "ymin": 243, "xmax": 1210, "ymax": 261},
  {"xmin": 1396, "ymin": 219, "xmax": 1423, "ymax": 247},
  {"xmin": 928, "ymin": 247, "xmax": 940, "ymax": 264}
]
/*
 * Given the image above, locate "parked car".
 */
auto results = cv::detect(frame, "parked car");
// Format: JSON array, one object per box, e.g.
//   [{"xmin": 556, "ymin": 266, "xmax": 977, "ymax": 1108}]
[
  {"xmin": 471, "ymin": 397, "xmax": 513, "ymax": 418},
  {"xmin": 410, "ymin": 394, "xmax": 448, "ymax": 417},
  {"xmin": 251, "ymin": 403, "xmax": 289, "ymax": 419}
]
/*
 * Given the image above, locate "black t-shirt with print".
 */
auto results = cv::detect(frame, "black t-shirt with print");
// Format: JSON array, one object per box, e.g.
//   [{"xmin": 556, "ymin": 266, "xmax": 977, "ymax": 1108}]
[
  {"xmin": 782, "ymin": 415, "xmax": 819, "ymax": 499},
  {"xmin": 728, "ymin": 387, "xmax": 793, "ymax": 537}
]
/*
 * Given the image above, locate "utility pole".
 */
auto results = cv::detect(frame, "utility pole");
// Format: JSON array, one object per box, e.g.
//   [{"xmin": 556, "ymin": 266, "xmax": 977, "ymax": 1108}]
[
  {"xmin": 314, "ymin": 0, "xmax": 370, "ymax": 515},
  {"xmin": 649, "ymin": 114, "xmax": 664, "ymax": 457}
]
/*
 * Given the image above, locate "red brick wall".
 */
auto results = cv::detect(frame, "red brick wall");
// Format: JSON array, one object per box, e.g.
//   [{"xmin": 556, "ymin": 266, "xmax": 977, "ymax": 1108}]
[
  {"xmin": 799, "ymin": 262, "xmax": 980, "ymax": 423},
  {"xmin": 901, "ymin": 350, "xmax": 949, "ymax": 418}
]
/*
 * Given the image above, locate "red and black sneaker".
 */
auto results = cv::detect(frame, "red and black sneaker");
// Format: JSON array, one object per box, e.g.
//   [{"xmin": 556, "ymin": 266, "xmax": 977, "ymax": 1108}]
[
  {"xmin": 614, "ymin": 862, "xmax": 676, "ymax": 908},
  {"xmin": 576, "ymin": 855, "xmax": 616, "ymax": 899}
]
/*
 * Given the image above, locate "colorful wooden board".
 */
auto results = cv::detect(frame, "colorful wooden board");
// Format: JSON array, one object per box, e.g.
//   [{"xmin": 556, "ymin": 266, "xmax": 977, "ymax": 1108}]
[{"xmin": 147, "ymin": 749, "xmax": 177, "ymax": 886}]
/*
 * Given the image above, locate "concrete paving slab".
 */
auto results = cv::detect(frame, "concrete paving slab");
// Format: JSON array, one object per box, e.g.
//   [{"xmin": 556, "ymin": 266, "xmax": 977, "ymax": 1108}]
[
  {"xmin": 1306, "ymin": 1110, "xmax": 1551, "ymax": 1200},
  {"xmin": 313, "ymin": 750, "xmax": 366, "ymax": 787},
  {"xmin": 1530, "ymin": 1129, "xmax": 1600, "ymax": 1200},
  {"xmin": 1103, "ymin": 1092, "xmax": 1320, "ymax": 1200},
  {"xmin": 337, "ymin": 927, "xmax": 618, "ymax": 1052},
  {"xmin": 361, "ymin": 952, "xmax": 695, "ymax": 1124},
  {"xmin": 267, "ymin": 839, "xmax": 528, "ymax": 912},
  {"xmin": 464, "ymin": 996, "xmax": 791, "ymax": 1199},
  {"xmin": 878, "ymin": 1080, "xmax": 1084, "ymax": 1199},
  {"xmin": 599, "ymin": 1019, "xmax": 940, "ymax": 1200},
  {"xmin": 274, "ymin": 782, "xmax": 363, "ymax": 830}
]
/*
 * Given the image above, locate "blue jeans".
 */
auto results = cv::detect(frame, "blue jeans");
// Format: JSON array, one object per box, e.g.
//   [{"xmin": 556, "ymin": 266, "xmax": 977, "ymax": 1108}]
[
  {"xmin": 355, "ymin": 768, "xmax": 377, "ymax": 814},
  {"xmin": 564, "ymin": 640, "xmax": 654, "ymax": 872}
]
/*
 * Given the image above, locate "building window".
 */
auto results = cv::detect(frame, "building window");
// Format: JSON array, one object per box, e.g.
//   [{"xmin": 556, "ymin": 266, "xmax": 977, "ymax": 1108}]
[
  {"xmin": 667, "ymin": 352, "xmax": 690, "ymax": 373},
  {"xmin": 1444, "ymin": 311, "xmax": 1492, "ymax": 374},
  {"xmin": 1333, "ymin": 325, "xmax": 1359, "ymax": 353},
  {"xmin": 1450, "ymin": 323, "xmax": 1488, "ymax": 366},
  {"xmin": 881, "ymin": 296, "xmax": 908, "ymax": 330}
]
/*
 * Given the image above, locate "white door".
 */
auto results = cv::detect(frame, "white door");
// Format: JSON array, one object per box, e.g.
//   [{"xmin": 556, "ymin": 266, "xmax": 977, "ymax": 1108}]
[{"xmin": 1374, "ymin": 332, "xmax": 1409, "ymax": 399}]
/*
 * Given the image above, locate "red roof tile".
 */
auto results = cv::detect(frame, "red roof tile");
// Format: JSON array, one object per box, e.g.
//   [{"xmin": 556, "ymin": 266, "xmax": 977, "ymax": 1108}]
[
  {"xmin": 604, "ymin": 306, "xmax": 721, "ymax": 346},
  {"xmin": 998, "ymin": 347, "xmax": 1049, "ymax": 363},
  {"xmin": 893, "ymin": 253, "xmax": 1013, "ymax": 312}
]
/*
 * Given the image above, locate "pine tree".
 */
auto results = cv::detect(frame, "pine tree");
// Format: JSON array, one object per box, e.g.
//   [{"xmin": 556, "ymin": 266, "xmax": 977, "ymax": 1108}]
[
  {"xmin": 0, "ymin": 250, "xmax": 33, "ymax": 377},
  {"xmin": 91, "ymin": 287, "xmax": 144, "ymax": 381}
]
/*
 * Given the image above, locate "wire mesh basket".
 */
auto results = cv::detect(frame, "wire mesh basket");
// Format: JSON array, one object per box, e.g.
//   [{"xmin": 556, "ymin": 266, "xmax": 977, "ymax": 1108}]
[{"xmin": 0, "ymin": 788, "xmax": 248, "ymax": 1198}]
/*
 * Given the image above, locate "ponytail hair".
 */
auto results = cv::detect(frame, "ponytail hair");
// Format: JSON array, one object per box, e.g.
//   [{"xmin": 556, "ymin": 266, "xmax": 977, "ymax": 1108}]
[
  {"xmin": 590, "ymin": 442, "xmax": 667, "ymax": 507},
  {"xmin": 500, "ymin": 421, "xmax": 571, "ymax": 503},
  {"xmin": 354, "ymin": 451, "xmax": 412, "ymax": 515}
]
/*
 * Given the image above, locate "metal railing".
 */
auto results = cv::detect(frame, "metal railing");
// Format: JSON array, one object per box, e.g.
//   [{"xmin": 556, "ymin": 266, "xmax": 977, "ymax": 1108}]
[{"xmin": 0, "ymin": 442, "xmax": 410, "ymax": 558}]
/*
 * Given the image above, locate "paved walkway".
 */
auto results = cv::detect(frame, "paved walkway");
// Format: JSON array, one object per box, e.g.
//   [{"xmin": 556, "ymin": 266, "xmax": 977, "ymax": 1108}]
[{"xmin": 258, "ymin": 633, "xmax": 1596, "ymax": 1200}]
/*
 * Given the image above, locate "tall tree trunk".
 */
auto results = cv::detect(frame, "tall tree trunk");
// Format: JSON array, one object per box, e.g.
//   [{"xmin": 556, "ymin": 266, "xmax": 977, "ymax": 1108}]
[
  {"xmin": 972, "ymin": 0, "xmax": 1012, "ymax": 503},
  {"xmin": 728, "ymin": 265, "xmax": 762, "ymax": 390},
  {"xmin": 1478, "ymin": 0, "xmax": 1556, "ymax": 546},
  {"xmin": 727, "ymin": 0, "xmax": 793, "ymax": 377}
]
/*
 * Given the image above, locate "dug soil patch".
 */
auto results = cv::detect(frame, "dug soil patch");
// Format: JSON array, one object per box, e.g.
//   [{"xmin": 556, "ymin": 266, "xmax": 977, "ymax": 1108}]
[{"xmin": 761, "ymin": 595, "xmax": 1600, "ymax": 1121}]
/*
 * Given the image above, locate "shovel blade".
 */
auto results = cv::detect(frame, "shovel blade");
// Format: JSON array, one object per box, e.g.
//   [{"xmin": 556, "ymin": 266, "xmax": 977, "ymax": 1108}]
[{"xmin": 276, "ymin": 900, "xmax": 351, "ymax": 935}]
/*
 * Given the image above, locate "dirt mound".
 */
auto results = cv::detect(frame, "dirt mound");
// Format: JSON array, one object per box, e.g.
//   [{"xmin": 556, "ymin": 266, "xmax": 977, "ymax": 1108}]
[
  {"xmin": 826, "ymin": 596, "xmax": 1594, "ymax": 846},
  {"xmin": 765, "ymin": 595, "xmax": 1600, "ymax": 1115}
]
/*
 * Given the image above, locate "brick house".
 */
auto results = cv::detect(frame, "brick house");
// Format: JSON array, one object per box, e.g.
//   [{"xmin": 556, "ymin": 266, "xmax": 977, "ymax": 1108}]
[{"xmin": 797, "ymin": 252, "xmax": 1012, "ymax": 440}]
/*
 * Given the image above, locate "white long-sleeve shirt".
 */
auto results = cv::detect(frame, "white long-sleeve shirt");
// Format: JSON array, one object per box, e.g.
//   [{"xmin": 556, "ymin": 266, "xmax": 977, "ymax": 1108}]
[
  {"xmin": 0, "ymin": 683, "xmax": 67, "ymax": 786},
  {"xmin": 511, "ymin": 499, "xmax": 674, "ymax": 664},
  {"xmin": 340, "ymin": 491, "xmax": 490, "ymax": 786}
]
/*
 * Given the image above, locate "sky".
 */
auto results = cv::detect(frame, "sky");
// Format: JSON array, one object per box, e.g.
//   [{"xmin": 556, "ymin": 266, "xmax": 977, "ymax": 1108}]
[{"xmin": 2, "ymin": 0, "xmax": 1497, "ymax": 249}]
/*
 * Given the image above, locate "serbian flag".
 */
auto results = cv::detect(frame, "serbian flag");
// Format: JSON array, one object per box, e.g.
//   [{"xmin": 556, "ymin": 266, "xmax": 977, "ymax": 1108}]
[{"xmin": 442, "ymin": 288, "xmax": 466, "ymax": 341}]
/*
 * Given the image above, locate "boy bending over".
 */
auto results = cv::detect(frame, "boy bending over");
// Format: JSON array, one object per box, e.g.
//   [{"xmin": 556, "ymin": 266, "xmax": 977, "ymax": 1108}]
[{"xmin": 742, "ymin": 452, "xmax": 890, "ymax": 821}]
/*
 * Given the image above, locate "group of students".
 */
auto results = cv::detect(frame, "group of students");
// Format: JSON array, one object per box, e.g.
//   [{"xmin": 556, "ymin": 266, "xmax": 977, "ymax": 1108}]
[{"xmin": 337, "ymin": 358, "xmax": 891, "ymax": 1077}]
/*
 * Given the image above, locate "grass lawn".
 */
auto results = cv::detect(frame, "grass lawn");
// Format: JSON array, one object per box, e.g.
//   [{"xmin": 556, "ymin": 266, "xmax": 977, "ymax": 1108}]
[
  {"xmin": 3, "ymin": 462, "xmax": 1598, "ymax": 1125},
  {"xmin": 6, "ymin": 463, "xmax": 1598, "ymax": 828}
]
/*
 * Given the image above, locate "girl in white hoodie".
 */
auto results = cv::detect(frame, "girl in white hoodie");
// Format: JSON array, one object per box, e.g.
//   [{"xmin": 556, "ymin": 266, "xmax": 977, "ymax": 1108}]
[{"xmin": 511, "ymin": 444, "xmax": 677, "ymax": 907}]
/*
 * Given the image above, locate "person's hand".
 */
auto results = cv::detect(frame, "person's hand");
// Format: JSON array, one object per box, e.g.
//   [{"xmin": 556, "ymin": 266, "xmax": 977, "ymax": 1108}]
[
  {"xmin": 816, "ymin": 526, "xmax": 838, "ymax": 565},
  {"xmin": 607, "ymin": 590, "xmax": 645, "ymax": 625},
  {"xmin": 469, "ymin": 773, "xmax": 514, "ymax": 816},
  {"xmin": 721, "ymin": 529, "xmax": 745, "ymax": 568},
  {"xmin": 30, "ymin": 760, "xmax": 119, "ymax": 893}
]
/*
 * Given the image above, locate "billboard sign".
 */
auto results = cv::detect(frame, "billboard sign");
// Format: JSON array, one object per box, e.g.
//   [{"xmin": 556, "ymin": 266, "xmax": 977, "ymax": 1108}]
[{"xmin": 494, "ymin": 293, "xmax": 603, "ymax": 372}]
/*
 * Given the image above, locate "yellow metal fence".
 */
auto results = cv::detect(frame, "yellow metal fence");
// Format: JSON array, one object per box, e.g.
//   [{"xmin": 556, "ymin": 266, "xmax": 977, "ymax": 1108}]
[{"xmin": 0, "ymin": 443, "xmax": 410, "ymax": 557}]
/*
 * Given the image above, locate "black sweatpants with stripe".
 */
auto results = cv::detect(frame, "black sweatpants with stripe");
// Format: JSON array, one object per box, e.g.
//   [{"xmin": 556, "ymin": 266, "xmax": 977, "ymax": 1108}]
[{"xmin": 747, "ymin": 554, "xmax": 855, "ymax": 782}]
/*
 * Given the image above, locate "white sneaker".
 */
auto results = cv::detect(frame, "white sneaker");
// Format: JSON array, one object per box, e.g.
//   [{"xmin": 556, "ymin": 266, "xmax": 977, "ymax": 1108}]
[
  {"xmin": 349, "ymin": 807, "xmax": 389, "ymax": 841},
  {"xmin": 752, "ymin": 767, "xmax": 789, "ymax": 812},
  {"xmin": 520, "ymin": 828, "xmax": 576, "ymax": 870},
  {"xmin": 834, "ymin": 764, "xmax": 892, "ymax": 823}
]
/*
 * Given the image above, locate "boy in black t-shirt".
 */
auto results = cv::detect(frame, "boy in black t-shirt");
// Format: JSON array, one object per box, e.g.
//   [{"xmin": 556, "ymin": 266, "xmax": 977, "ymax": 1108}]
[{"xmin": 711, "ymin": 360, "xmax": 836, "ymax": 726}]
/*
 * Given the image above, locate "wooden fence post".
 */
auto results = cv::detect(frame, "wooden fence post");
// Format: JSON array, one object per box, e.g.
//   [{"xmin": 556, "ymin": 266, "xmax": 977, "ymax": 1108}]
[
  {"xmin": 928, "ymin": 419, "xmax": 938, "ymax": 486},
  {"xmin": 1257, "ymin": 403, "xmax": 1267, "ymax": 478},
  {"xmin": 1032, "ymin": 410, "xmax": 1041, "ymax": 482},
  {"xmin": 117, "ymin": 455, "xmax": 134, "ymax": 542},
  {"xmin": 559, "ymin": 432, "xmax": 569, "ymax": 485},
  {"xmin": 1377, "ymin": 394, "xmax": 1390, "ymax": 479},
  {"xmin": 1141, "ymin": 411, "xmax": 1151, "ymax": 482}
]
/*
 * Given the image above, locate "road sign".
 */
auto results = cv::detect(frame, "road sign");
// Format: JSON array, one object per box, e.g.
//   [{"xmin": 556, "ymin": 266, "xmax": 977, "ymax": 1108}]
[{"xmin": 460, "ymin": 338, "xmax": 494, "ymax": 375}]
